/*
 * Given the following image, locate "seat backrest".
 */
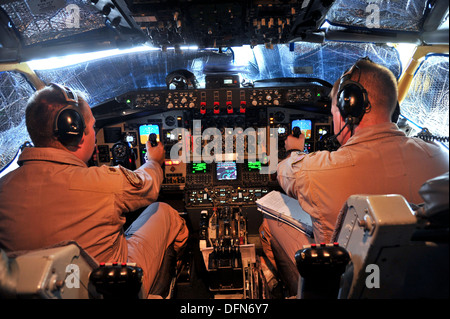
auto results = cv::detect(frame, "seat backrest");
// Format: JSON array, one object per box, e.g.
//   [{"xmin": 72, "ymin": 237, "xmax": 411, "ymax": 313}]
[
  {"xmin": 0, "ymin": 248, "xmax": 18, "ymax": 298},
  {"xmin": 335, "ymin": 193, "xmax": 448, "ymax": 299},
  {"xmin": 417, "ymin": 171, "xmax": 449, "ymax": 226},
  {"xmin": 0, "ymin": 241, "xmax": 100, "ymax": 299}
]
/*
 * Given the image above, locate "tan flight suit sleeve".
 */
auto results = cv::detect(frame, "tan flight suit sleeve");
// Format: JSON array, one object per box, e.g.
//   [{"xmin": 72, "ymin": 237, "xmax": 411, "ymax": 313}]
[
  {"xmin": 277, "ymin": 152, "xmax": 307, "ymax": 198},
  {"xmin": 276, "ymin": 152, "xmax": 325, "ymax": 241},
  {"xmin": 113, "ymin": 160, "xmax": 164, "ymax": 213}
]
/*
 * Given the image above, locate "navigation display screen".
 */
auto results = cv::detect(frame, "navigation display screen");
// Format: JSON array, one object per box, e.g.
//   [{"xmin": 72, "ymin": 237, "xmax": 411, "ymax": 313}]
[
  {"xmin": 216, "ymin": 162, "xmax": 237, "ymax": 180},
  {"xmin": 292, "ymin": 119, "xmax": 312, "ymax": 139},
  {"xmin": 139, "ymin": 124, "xmax": 160, "ymax": 145}
]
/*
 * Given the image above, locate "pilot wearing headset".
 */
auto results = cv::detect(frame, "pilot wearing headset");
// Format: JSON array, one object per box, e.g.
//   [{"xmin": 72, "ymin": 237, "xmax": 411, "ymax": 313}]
[
  {"xmin": 0, "ymin": 83, "xmax": 189, "ymax": 296},
  {"xmin": 259, "ymin": 58, "xmax": 449, "ymax": 288}
]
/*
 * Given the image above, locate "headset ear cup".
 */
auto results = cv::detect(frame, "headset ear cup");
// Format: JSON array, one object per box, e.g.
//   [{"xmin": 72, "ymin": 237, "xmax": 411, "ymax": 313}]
[
  {"xmin": 391, "ymin": 101, "xmax": 401, "ymax": 123},
  {"xmin": 54, "ymin": 107, "xmax": 86, "ymax": 147},
  {"xmin": 337, "ymin": 82, "xmax": 368, "ymax": 125}
]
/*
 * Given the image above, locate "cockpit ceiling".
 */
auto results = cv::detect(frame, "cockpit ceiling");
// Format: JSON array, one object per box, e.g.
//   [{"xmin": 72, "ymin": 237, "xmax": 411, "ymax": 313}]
[
  {"xmin": 0, "ymin": 0, "xmax": 105, "ymax": 46},
  {"xmin": 0, "ymin": 0, "xmax": 448, "ymax": 63}
]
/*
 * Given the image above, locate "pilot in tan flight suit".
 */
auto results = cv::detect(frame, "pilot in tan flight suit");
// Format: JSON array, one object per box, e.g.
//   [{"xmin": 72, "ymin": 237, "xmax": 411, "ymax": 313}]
[
  {"xmin": 259, "ymin": 58, "xmax": 449, "ymax": 276},
  {"xmin": 0, "ymin": 83, "xmax": 189, "ymax": 296}
]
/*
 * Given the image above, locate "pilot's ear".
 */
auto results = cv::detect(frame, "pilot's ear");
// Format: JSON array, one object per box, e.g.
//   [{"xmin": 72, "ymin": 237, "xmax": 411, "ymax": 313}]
[
  {"xmin": 77, "ymin": 133, "xmax": 87, "ymax": 147},
  {"xmin": 65, "ymin": 135, "xmax": 84, "ymax": 151}
]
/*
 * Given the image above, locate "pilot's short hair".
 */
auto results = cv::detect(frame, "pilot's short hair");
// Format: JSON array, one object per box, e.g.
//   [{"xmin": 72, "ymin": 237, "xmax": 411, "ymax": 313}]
[
  {"xmin": 25, "ymin": 85, "xmax": 89, "ymax": 148},
  {"xmin": 352, "ymin": 58, "xmax": 398, "ymax": 118}
]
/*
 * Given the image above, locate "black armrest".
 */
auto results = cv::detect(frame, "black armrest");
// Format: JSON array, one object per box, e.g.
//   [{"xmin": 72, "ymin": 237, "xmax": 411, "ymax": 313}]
[
  {"xmin": 295, "ymin": 243, "xmax": 350, "ymax": 299},
  {"xmin": 89, "ymin": 262, "xmax": 143, "ymax": 299}
]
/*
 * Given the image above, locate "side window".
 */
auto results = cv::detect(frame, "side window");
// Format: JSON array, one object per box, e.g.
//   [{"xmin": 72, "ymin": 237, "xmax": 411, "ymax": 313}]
[
  {"xmin": 400, "ymin": 54, "xmax": 449, "ymax": 146},
  {"xmin": 0, "ymin": 71, "xmax": 34, "ymax": 172}
]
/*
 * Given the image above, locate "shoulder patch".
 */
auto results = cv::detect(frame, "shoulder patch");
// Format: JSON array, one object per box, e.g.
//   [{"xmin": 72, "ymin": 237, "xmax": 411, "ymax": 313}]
[
  {"xmin": 107, "ymin": 167, "xmax": 120, "ymax": 174},
  {"xmin": 119, "ymin": 165, "xmax": 144, "ymax": 188},
  {"xmin": 291, "ymin": 153, "xmax": 307, "ymax": 165}
]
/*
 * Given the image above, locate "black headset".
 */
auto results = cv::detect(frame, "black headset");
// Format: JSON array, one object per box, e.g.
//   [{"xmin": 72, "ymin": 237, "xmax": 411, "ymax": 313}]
[
  {"xmin": 337, "ymin": 57, "xmax": 371, "ymax": 126},
  {"xmin": 50, "ymin": 83, "xmax": 86, "ymax": 147}
]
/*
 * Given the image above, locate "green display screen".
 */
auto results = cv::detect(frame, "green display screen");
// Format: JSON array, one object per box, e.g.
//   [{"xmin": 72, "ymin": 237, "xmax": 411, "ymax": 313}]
[
  {"xmin": 247, "ymin": 161, "xmax": 261, "ymax": 171},
  {"xmin": 192, "ymin": 162, "xmax": 207, "ymax": 173}
]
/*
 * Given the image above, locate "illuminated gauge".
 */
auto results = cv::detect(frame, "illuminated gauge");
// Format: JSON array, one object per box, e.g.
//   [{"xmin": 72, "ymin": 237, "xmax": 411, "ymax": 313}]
[
  {"xmin": 125, "ymin": 132, "xmax": 137, "ymax": 146},
  {"xmin": 112, "ymin": 143, "xmax": 127, "ymax": 160},
  {"xmin": 276, "ymin": 124, "xmax": 289, "ymax": 138},
  {"xmin": 304, "ymin": 90, "xmax": 312, "ymax": 100},
  {"xmin": 318, "ymin": 128, "xmax": 328, "ymax": 136}
]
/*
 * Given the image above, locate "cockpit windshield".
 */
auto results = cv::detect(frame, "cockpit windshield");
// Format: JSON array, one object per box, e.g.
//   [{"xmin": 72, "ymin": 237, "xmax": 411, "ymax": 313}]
[
  {"xmin": 29, "ymin": 42, "xmax": 402, "ymax": 107},
  {"xmin": 0, "ymin": 42, "xmax": 404, "ymax": 171}
]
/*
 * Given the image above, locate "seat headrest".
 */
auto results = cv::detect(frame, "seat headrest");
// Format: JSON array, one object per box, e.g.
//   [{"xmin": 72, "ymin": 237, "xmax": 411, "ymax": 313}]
[{"xmin": 418, "ymin": 172, "xmax": 449, "ymax": 226}]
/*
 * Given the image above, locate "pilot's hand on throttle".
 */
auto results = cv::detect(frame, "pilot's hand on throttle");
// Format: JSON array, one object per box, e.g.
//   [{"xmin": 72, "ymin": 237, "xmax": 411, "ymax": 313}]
[
  {"xmin": 146, "ymin": 140, "xmax": 165, "ymax": 166},
  {"xmin": 285, "ymin": 133, "xmax": 305, "ymax": 152}
]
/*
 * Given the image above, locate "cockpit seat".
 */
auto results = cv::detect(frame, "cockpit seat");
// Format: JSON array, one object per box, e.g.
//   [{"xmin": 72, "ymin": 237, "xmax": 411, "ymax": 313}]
[
  {"xmin": 0, "ymin": 241, "xmax": 100, "ymax": 299},
  {"xmin": 326, "ymin": 172, "xmax": 449, "ymax": 299},
  {"xmin": 268, "ymin": 172, "xmax": 449, "ymax": 299},
  {"xmin": 0, "ymin": 240, "xmax": 177, "ymax": 299},
  {"xmin": 412, "ymin": 171, "xmax": 449, "ymax": 242}
]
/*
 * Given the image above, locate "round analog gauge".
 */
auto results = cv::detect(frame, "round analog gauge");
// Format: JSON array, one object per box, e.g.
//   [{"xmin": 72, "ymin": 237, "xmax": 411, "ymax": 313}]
[
  {"xmin": 112, "ymin": 143, "xmax": 127, "ymax": 160},
  {"xmin": 276, "ymin": 124, "xmax": 289, "ymax": 138},
  {"xmin": 165, "ymin": 116, "xmax": 176, "ymax": 127}
]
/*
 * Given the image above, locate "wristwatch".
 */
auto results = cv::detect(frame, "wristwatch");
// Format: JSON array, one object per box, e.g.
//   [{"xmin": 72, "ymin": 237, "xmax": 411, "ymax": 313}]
[{"xmin": 286, "ymin": 149, "xmax": 305, "ymax": 156}]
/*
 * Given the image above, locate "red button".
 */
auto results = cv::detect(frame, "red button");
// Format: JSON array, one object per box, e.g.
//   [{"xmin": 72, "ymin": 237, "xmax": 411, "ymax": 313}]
[
  {"xmin": 213, "ymin": 102, "xmax": 220, "ymax": 114},
  {"xmin": 200, "ymin": 102, "xmax": 206, "ymax": 114}
]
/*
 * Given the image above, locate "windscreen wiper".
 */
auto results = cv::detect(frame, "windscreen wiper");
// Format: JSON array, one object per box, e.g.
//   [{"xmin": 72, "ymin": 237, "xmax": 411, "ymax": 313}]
[{"xmin": 250, "ymin": 77, "xmax": 333, "ymax": 88}]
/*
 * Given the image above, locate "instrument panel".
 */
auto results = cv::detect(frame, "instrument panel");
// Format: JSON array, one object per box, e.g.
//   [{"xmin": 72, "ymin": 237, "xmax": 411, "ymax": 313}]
[
  {"xmin": 92, "ymin": 83, "xmax": 332, "ymax": 232},
  {"xmin": 117, "ymin": 84, "xmax": 330, "ymax": 111}
]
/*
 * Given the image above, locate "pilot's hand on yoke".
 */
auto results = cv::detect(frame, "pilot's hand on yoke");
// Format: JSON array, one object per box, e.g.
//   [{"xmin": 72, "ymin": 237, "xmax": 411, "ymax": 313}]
[
  {"xmin": 146, "ymin": 139, "xmax": 165, "ymax": 166},
  {"xmin": 285, "ymin": 132, "xmax": 305, "ymax": 153}
]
